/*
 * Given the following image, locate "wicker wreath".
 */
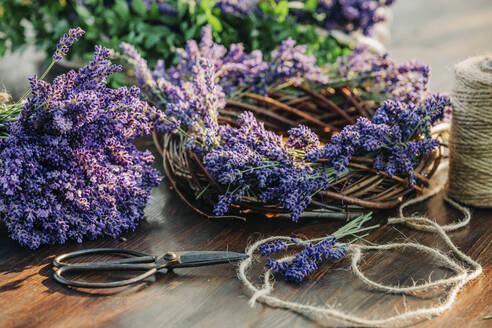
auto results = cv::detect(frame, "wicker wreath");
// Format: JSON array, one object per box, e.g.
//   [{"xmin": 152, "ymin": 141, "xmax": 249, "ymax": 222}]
[{"xmin": 152, "ymin": 84, "xmax": 444, "ymax": 221}]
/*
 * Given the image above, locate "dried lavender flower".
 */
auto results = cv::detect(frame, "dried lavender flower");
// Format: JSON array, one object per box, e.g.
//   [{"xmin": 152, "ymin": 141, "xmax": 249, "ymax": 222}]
[
  {"xmin": 0, "ymin": 39, "xmax": 161, "ymax": 249},
  {"xmin": 338, "ymin": 46, "xmax": 430, "ymax": 104},
  {"xmin": 260, "ymin": 213, "xmax": 376, "ymax": 282},
  {"xmin": 52, "ymin": 27, "xmax": 85, "ymax": 61}
]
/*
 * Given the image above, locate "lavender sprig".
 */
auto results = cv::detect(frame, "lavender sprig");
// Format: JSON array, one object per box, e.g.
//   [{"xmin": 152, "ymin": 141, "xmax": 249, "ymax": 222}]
[
  {"xmin": 19, "ymin": 28, "xmax": 85, "ymax": 103},
  {"xmin": 315, "ymin": 0, "xmax": 392, "ymax": 35},
  {"xmin": 260, "ymin": 212, "xmax": 378, "ymax": 282},
  {"xmin": 337, "ymin": 46, "xmax": 430, "ymax": 104},
  {"xmin": 306, "ymin": 94, "xmax": 449, "ymax": 185},
  {"xmin": 52, "ymin": 27, "xmax": 85, "ymax": 61}
]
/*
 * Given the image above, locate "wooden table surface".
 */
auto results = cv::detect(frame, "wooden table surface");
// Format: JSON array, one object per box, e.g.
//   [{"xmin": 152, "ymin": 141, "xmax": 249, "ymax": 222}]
[
  {"xmin": 1, "ymin": 1, "xmax": 492, "ymax": 327},
  {"xmin": 1, "ymin": 136, "xmax": 491, "ymax": 328}
]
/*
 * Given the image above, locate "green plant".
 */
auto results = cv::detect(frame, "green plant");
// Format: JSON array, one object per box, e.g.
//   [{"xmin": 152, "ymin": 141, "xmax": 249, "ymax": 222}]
[{"xmin": 0, "ymin": 0, "xmax": 350, "ymax": 72}]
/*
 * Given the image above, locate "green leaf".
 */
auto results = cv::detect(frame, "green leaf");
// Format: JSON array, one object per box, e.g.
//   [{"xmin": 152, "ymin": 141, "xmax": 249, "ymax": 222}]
[
  {"xmin": 107, "ymin": 72, "xmax": 128, "ymax": 89},
  {"xmin": 53, "ymin": 20, "xmax": 70, "ymax": 36},
  {"xmin": 276, "ymin": 1, "xmax": 289, "ymax": 21},
  {"xmin": 144, "ymin": 34, "xmax": 161, "ymax": 49},
  {"xmin": 113, "ymin": 0, "xmax": 130, "ymax": 19},
  {"xmin": 185, "ymin": 26, "xmax": 198, "ymax": 40},
  {"xmin": 200, "ymin": 0, "xmax": 217, "ymax": 12},
  {"xmin": 75, "ymin": 5, "xmax": 92, "ymax": 21},
  {"xmin": 305, "ymin": 0, "xmax": 319, "ymax": 12},
  {"xmin": 206, "ymin": 13, "xmax": 222, "ymax": 32},
  {"xmin": 132, "ymin": 0, "xmax": 147, "ymax": 17},
  {"xmin": 149, "ymin": 2, "xmax": 159, "ymax": 18}
]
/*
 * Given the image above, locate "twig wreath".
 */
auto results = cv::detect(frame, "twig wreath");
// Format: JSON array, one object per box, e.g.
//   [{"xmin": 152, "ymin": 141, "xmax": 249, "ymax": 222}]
[{"xmin": 123, "ymin": 25, "xmax": 450, "ymax": 222}]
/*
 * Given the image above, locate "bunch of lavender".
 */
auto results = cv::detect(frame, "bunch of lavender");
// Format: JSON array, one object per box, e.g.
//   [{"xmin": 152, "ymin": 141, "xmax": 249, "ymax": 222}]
[
  {"xmin": 134, "ymin": 49, "xmax": 334, "ymax": 222},
  {"xmin": 266, "ymin": 37, "xmax": 329, "ymax": 87},
  {"xmin": 126, "ymin": 26, "xmax": 449, "ymax": 220},
  {"xmin": 337, "ymin": 46, "xmax": 430, "ymax": 104},
  {"xmin": 259, "ymin": 212, "xmax": 377, "ymax": 282},
  {"xmin": 203, "ymin": 112, "xmax": 338, "ymax": 222},
  {"xmin": 314, "ymin": 0, "xmax": 394, "ymax": 35},
  {"xmin": 134, "ymin": 51, "xmax": 335, "ymax": 222},
  {"xmin": 206, "ymin": 94, "xmax": 449, "ymax": 219},
  {"xmin": 306, "ymin": 94, "xmax": 450, "ymax": 185},
  {"xmin": 122, "ymin": 25, "xmax": 328, "ymax": 100},
  {"xmin": 0, "ymin": 30, "xmax": 161, "ymax": 249}
]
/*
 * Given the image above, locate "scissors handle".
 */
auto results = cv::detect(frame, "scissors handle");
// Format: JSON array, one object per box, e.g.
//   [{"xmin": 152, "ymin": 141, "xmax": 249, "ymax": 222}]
[
  {"xmin": 54, "ymin": 265, "xmax": 159, "ymax": 288},
  {"xmin": 53, "ymin": 248, "xmax": 153, "ymax": 268},
  {"xmin": 52, "ymin": 248, "xmax": 167, "ymax": 288}
]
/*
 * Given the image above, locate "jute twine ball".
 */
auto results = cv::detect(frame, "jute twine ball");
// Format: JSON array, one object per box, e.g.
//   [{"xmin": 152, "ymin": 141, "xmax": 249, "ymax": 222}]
[{"xmin": 448, "ymin": 55, "xmax": 492, "ymax": 207}]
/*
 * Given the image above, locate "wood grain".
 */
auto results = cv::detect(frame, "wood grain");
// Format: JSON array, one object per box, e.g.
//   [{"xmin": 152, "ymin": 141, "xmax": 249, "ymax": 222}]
[
  {"xmin": 0, "ymin": 137, "xmax": 491, "ymax": 328},
  {"xmin": 1, "ymin": 0, "xmax": 492, "ymax": 327}
]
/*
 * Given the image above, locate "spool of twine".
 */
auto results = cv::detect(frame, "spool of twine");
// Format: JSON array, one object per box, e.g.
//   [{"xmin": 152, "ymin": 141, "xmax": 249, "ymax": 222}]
[{"xmin": 448, "ymin": 55, "xmax": 492, "ymax": 207}]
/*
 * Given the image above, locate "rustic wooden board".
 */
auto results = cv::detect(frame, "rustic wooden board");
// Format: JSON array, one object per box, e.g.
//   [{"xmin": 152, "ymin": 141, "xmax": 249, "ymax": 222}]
[
  {"xmin": 0, "ymin": 137, "xmax": 491, "ymax": 328},
  {"xmin": 1, "ymin": 0, "xmax": 492, "ymax": 327}
]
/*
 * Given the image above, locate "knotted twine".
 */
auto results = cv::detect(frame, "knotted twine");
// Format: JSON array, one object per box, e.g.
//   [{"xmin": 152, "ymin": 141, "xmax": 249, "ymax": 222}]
[
  {"xmin": 448, "ymin": 55, "xmax": 492, "ymax": 207},
  {"xmin": 238, "ymin": 191, "xmax": 482, "ymax": 327}
]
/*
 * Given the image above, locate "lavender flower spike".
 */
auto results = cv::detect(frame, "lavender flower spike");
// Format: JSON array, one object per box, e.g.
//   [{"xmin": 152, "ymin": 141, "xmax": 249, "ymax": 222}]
[{"xmin": 52, "ymin": 27, "xmax": 85, "ymax": 61}]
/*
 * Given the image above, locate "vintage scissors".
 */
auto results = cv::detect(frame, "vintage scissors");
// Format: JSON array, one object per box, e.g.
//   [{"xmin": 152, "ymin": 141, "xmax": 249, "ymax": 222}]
[{"xmin": 53, "ymin": 248, "xmax": 248, "ymax": 288}]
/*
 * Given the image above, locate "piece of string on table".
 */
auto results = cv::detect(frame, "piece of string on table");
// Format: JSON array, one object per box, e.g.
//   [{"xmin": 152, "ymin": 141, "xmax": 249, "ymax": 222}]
[{"xmin": 238, "ymin": 187, "xmax": 482, "ymax": 327}]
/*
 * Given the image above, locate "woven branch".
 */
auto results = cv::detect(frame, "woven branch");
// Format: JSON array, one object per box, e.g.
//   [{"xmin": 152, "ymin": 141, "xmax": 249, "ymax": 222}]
[{"xmin": 153, "ymin": 85, "xmax": 444, "ymax": 221}]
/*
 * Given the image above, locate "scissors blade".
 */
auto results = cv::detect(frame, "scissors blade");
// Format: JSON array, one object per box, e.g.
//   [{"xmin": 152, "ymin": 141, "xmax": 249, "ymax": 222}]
[{"xmin": 173, "ymin": 251, "xmax": 248, "ymax": 268}]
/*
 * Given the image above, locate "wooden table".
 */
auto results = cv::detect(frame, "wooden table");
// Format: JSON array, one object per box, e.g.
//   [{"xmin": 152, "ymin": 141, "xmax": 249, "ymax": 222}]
[
  {"xmin": 2, "ymin": 1, "xmax": 492, "ymax": 326},
  {"xmin": 1, "ymin": 137, "xmax": 491, "ymax": 328}
]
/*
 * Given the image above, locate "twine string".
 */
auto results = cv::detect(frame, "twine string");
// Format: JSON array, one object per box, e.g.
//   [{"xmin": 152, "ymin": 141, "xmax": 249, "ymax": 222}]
[
  {"xmin": 448, "ymin": 55, "xmax": 492, "ymax": 207},
  {"xmin": 238, "ymin": 193, "xmax": 482, "ymax": 327}
]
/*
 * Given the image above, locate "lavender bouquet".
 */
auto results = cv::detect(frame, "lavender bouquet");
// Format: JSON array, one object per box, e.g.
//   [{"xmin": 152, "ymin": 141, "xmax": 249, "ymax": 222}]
[
  {"xmin": 0, "ymin": 29, "xmax": 162, "ymax": 249},
  {"xmin": 123, "ymin": 26, "xmax": 449, "ymax": 222}
]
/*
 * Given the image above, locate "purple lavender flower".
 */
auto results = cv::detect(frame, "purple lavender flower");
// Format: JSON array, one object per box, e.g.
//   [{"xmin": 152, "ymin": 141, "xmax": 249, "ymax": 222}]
[
  {"xmin": 338, "ymin": 46, "xmax": 430, "ymax": 104},
  {"xmin": 121, "ymin": 42, "xmax": 158, "ymax": 101},
  {"xmin": 123, "ymin": 26, "xmax": 328, "ymax": 99},
  {"xmin": 258, "ymin": 240, "xmax": 288, "ymax": 257},
  {"xmin": 52, "ymin": 27, "xmax": 85, "ymax": 61},
  {"xmin": 316, "ymin": 0, "xmax": 391, "ymax": 35},
  {"xmin": 141, "ymin": 0, "xmax": 178, "ymax": 15},
  {"xmin": 203, "ymin": 111, "xmax": 337, "ymax": 222},
  {"xmin": 266, "ymin": 38, "xmax": 329, "ymax": 87},
  {"xmin": 307, "ymin": 94, "xmax": 449, "ymax": 185},
  {"xmin": 287, "ymin": 125, "xmax": 320, "ymax": 151},
  {"xmin": 214, "ymin": 0, "xmax": 257, "ymax": 16},
  {"xmin": 261, "ymin": 235, "xmax": 347, "ymax": 282},
  {"xmin": 0, "ymin": 39, "xmax": 161, "ymax": 249}
]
